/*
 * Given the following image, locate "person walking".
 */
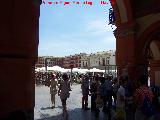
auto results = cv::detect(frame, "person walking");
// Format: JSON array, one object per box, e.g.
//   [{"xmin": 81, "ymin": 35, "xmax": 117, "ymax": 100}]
[{"xmin": 58, "ymin": 73, "xmax": 71, "ymax": 116}]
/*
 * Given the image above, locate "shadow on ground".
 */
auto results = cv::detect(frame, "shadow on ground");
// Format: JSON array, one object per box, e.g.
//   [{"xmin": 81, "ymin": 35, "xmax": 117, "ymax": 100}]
[
  {"xmin": 41, "ymin": 106, "xmax": 63, "ymax": 110},
  {"xmin": 36, "ymin": 108, "xmax": 110, "ymax": 120}
]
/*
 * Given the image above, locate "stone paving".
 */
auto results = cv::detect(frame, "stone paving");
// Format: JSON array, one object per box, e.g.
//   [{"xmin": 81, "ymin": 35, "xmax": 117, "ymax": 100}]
[
  {"xmin": 34, "ymin": 84, "xmax": 112, "ymax": 120},
  {"xmin": 34, "ymin": 84, "xmax": 160, "ymax": 120}
]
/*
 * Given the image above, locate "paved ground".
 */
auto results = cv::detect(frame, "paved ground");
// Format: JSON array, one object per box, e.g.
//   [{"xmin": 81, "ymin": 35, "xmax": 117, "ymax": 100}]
[
  {"xmin": 34, "ymin": 84, "xmax": 111, "ymax": 120},
  {"xmin": 34, "ymin": 84, "xmax": 160, "ymax": 120}
]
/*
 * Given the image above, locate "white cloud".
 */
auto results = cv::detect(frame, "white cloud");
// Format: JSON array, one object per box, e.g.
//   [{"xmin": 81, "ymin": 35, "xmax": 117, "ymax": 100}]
[{"xmin": 85, "ymin": 19, "xmax": 116, "ymax": 32}]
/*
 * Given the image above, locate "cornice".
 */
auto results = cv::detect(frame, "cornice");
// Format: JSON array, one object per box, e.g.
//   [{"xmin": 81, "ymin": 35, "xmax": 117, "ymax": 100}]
[
  {"xmin": 114, "ymin": 21, "xmax": 137, "ymax": 38},
  {"xmin": 114, "ymin": 27, "xmax": 136, "ymax": 38}
]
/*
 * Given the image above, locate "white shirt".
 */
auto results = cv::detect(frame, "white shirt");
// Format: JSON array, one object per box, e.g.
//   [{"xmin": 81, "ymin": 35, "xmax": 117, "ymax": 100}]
[
  {"xmin": 116, "ymin": 85, "xmax": 125, "ymax": 108},
  {"xmin": 50, "ymin": 79, "xmax": 57, "ymax": 94}
]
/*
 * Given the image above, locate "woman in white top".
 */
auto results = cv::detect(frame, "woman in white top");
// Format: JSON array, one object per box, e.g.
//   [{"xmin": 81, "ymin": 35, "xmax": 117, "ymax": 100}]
[
  {"xmin": 113, "ymin": 76, "xmax": 127, "ymax": 120},
  {"xmin": 50, "ymin": 74, "xmax": 58, "ymax": 108}
]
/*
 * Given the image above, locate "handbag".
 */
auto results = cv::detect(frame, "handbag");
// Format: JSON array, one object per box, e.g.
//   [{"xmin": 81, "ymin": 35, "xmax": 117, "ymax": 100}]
[{"xmin": 53, "ymin": 89, "xmax": 57, "ymax": 94}]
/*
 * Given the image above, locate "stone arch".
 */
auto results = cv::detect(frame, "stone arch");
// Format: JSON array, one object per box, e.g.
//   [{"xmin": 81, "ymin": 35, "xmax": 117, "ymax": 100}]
[
  {"xmin": 137, "ymin": 21, "xmax": 160, "ymax": 60},
  {"xmin": 149, "ymin": 40, "xmax": 160, "ymax": 60},
  {"xmin": 137, "ymin": 21, "xmax": 160, "ymax": 86}
]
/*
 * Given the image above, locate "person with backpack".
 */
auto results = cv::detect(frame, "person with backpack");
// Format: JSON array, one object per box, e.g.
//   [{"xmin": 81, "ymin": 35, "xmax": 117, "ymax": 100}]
[{"xmin": 134, "ymin": 75, "xmax": 154, "ymax": 120}]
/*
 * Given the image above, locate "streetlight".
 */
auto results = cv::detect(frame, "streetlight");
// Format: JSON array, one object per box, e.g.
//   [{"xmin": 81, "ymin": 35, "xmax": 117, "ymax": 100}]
[
  {"xmin": 107, "ymin": 57, "xmax": 110, "ymax": 75},
  {"xmin": 104, "ymin": 62, "xmax": 107, "ymax": 77},
  {"xmin": 104, "ymin": 64, "xmax": 107, "ymax": 77},
  {"xmin": 45, "ymin": 58, "xmax": 51, "ymax": 71},
  {"xmin": 70, "ymin": 61, "xmax": 74, "ymax": 86},
  {"xmin": 104, "ymin": 57, "xmax": 109, "ymax": 77}
]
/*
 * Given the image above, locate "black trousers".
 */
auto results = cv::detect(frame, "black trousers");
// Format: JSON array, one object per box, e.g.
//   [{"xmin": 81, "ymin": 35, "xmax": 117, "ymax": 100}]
[{"xmin": 91, "ymin": 94, "xmax": 97, "ymax": 111}]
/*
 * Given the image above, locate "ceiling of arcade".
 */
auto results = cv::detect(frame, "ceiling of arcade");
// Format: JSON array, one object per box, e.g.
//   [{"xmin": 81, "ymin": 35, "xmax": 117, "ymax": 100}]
[
  {"xmin": 112, "ymin": 0, "xmax": 160, "ymax": 37},
  {"xmin": 133, "ymin": 0, "xmax": 159, "ymax": 17},
  {"xmin": 136, "ymin": 13, "xmax": 160, "ymax": 37},
  {"xmin": 113, "ymin": 0, "xmax": 160, "ymax": 25}
]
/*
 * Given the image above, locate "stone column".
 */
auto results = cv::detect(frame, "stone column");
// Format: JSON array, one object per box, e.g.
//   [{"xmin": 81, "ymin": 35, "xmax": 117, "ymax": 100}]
[
  {"xmin": 115, "ymin": 22, "xmax": 137, "ymax": 82},
  {"xmin": 0, "ymin": 0, "xmax": 40, "ymax": 119}
]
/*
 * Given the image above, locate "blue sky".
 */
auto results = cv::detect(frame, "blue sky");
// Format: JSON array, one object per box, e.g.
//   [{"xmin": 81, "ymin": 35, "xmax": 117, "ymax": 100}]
[{"xmin": 39, "ymin": 0, "xmax": 116, "ymax": 57}]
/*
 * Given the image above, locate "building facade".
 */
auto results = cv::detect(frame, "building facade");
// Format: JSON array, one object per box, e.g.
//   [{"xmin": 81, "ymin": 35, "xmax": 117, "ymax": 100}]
[
  {"xmin": 89, "ymin": 50, "xmax": 116, "ymax": 69},
  {"xmin": 50, "ymin": 57, "xmax": 64, "ymax": 67},
  {"xmin": 35, "ymin": 56, "xmax": 64, "ymax": 68},
  {"xmin": 36, "ymin": 50, "xmax": 116, "ymax": 69},
  {"xmin": 35, "ymin": 56, "xmax": 45, "ymax": 67}
]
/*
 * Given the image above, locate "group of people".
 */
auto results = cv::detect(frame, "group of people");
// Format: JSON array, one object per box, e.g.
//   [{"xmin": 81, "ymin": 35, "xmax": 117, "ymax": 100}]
[
  {"xmin": 35, "ymin": 71, "xmax": 85, "ymax": 85},
  {"xmin": 81, "ymin": 73, "xmax": 156, "ymax": 120},
  {"xmin": 48, "ymin": 72, "xmax": 156, "ymax": 120},
  {"xmin": 81, "ymin": 74, "xmax": 117, "ymax": 119},
  {"xmin": 49, "ymin": 73, "xmax": 71, "ymax": 116}
]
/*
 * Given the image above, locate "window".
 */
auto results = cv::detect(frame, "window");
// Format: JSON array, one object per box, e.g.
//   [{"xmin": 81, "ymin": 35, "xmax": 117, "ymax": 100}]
[{"xmin": 102, "ymin": 58, "xmax": 105, "ymax": 66}]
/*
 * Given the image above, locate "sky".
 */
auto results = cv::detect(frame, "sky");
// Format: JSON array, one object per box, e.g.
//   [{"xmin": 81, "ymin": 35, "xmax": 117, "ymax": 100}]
[{"xmin": 39, "ymin": 0, "xmax": 116, "ymax": 57}]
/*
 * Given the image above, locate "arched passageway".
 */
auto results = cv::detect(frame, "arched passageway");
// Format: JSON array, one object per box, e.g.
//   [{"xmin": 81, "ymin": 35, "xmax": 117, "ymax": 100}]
[
  {"xmin": 0, "ymin": 0, "xmax": 160, "ymax": 120},
  {"xmin": 143, "ymin": 32, "xmax": 160, "ymax": 87},
  {"xmin": 111, "ymin": 0, "xmax": 160, "ymax": 87}
]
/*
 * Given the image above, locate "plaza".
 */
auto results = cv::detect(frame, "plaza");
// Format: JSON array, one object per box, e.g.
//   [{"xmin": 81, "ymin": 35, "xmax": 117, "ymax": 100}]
[{"xmin": 35, "ymin": 84, "xmax": 113, "ymax": 120}]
